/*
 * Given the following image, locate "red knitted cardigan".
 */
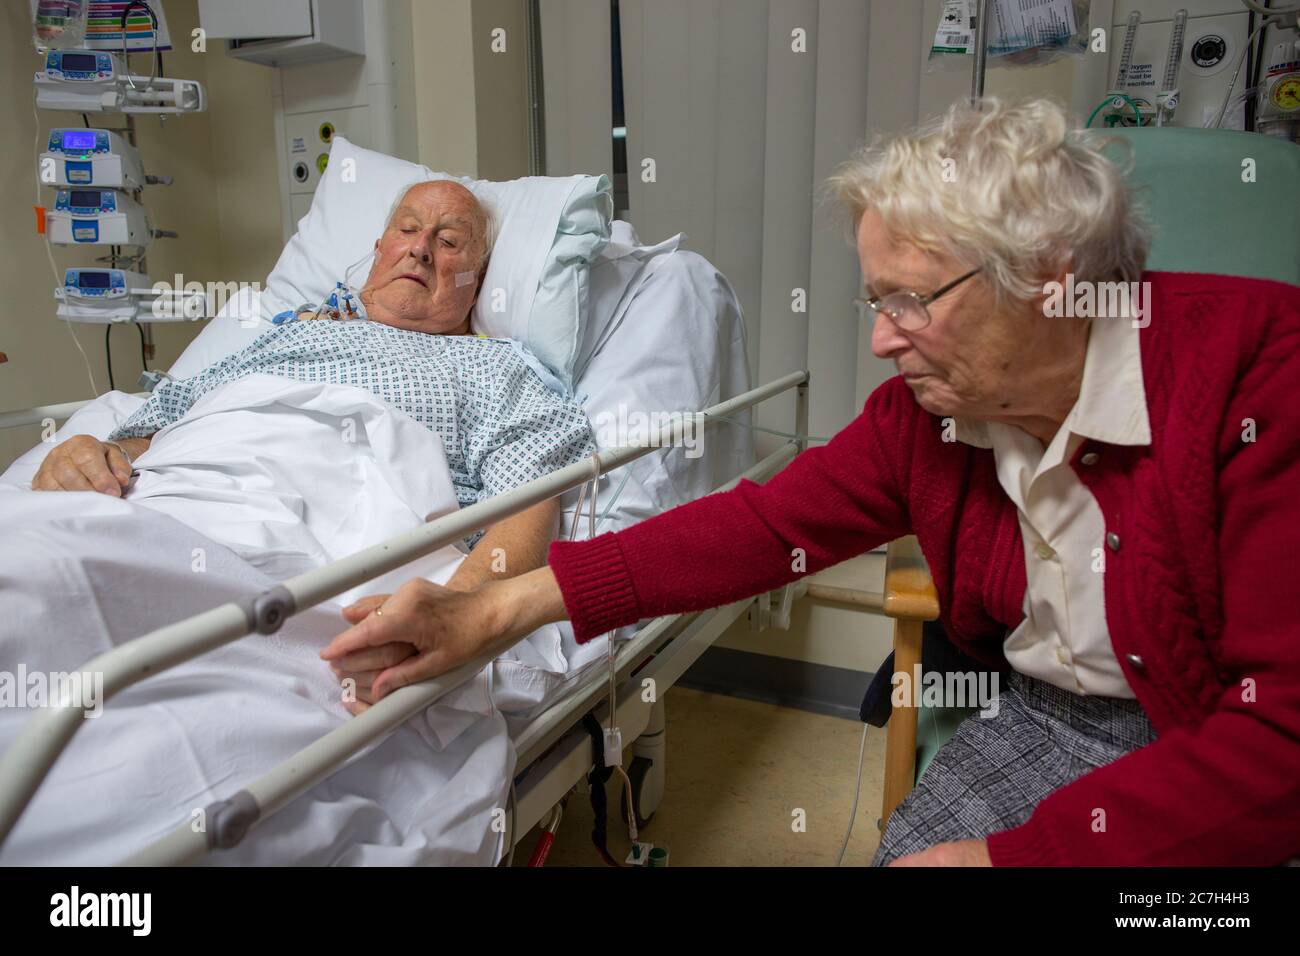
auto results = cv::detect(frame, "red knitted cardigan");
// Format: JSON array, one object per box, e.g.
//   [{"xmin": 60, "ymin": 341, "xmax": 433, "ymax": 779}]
[{"xmin": 548, "ymin": 271, "xmax": 1300, "ymax": 866}]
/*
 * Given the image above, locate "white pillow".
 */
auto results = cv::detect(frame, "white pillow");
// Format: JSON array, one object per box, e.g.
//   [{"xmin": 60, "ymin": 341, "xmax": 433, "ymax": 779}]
[
  {"xmin": 560, "ymin": 244, "xmax": 754, "ymax": 537},
  {"xmin": 168, "ymin": 286, "xmax": 267, "ymax": 380},
  {"xmin": 260, "ymin": 136, "xmax": 611, "ymax": 390}
]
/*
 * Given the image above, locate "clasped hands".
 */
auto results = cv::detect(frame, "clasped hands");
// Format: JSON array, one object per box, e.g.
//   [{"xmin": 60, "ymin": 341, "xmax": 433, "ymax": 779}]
[{"xmin": 320, "ymin": 577, "xmax": 502, "ymax": 715}]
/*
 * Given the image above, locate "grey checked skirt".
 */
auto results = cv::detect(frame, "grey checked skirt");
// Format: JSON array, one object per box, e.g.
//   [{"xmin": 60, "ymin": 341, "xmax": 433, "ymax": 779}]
[{"xmin": 871, "ymin": 670, "xmax": 1158, "ymax": 866}]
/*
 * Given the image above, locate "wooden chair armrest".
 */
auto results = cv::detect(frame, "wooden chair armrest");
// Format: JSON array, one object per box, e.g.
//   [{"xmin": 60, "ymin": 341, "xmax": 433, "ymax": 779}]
[
  {"xmin": 883, "ymin": 535, "xmax": 939, "ymax": 621},
  {"xmin": 880, "ymin": 535, "xmax": 938, "ymax": 833}
]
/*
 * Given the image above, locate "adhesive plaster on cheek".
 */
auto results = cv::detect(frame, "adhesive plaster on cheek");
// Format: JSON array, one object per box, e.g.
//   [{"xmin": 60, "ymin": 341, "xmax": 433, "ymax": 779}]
[{"xmin": 454, "ymin": 271, "xmax": 477, "ymax": 288}]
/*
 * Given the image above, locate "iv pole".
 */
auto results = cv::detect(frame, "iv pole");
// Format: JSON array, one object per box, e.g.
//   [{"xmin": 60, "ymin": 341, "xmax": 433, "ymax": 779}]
[{"xmin": 971, "ymin": 0, "xmax": 991, "ymax": 106}]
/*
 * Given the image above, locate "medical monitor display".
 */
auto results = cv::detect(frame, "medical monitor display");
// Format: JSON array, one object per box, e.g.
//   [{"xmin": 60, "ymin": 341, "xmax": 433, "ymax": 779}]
[{"xmin": 61, "ymin": 130, "xmax": 98, "ymax": 151}]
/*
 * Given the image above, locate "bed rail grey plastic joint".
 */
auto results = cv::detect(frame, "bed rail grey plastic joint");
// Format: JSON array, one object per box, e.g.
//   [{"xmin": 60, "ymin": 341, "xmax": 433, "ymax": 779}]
[
  {"xmin": 204, "ymin": 790, "xmax": 260, "ymax": 850},
  {"xmin": 247, "ymin": 585, "xmax": 297, "ymax": 635}
]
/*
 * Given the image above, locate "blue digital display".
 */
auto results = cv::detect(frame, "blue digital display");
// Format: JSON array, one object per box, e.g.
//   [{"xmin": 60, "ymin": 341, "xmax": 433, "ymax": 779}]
[
  {"xmin": 78, "ymin": 271, "xmax": 112, "ymax": 289},
  {"xmin": 61, "ymin": 130, "xmax": 98, "ymax": 151},
  {"xmin": 70, "ymin": 190, "xmax": 102, "ymax": 208},
  {"xmin": 60, "ymin": 53, "xmax": 98, "ymax": 73}
]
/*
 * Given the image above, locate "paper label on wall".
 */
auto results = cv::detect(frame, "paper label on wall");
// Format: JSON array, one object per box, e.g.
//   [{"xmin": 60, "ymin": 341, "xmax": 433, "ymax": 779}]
[
  {"xmin": 933, "ymin": 0, "xmax": 977, "ymax": 54},
  {"xmin": 1126, "ymin": 62, "xmax": 1155, "ymax": 88},
  {"xmin": 291, "ymin": 137, "xmax": 307, "ymax": 154},
  {"xmin": 931, "ymin": 0, "xmax": 1079, "ymax": 56}
]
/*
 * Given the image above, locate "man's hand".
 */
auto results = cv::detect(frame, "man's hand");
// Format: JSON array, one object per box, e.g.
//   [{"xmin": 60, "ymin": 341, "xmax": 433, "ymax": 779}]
[
  {"xmin": 32, "ymin": 434, "xmax": 150, "ymax": 496},
  {"xmin": 888, "ymin": 839, "xmax": 992, "ymax": 867}
]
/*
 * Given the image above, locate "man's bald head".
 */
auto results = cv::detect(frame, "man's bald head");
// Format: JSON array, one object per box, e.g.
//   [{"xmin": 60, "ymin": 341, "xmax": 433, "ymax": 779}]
[
  {"xmin": 383, "ymin": 180, "xmax": 494, "ymax": 268},
  {"xmin": 360, "ymin": 180, "xmax": 494, "ymax": 335}
]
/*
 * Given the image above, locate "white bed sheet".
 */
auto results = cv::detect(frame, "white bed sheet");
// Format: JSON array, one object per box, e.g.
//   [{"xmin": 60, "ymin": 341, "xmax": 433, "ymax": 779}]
[{"xmin": 0, "ymin": 377, "xmax": 591, "ymax": 865}]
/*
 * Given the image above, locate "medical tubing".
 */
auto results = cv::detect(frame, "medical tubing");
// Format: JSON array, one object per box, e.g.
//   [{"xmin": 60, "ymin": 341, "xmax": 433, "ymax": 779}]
[
  {"xmin": 1086, "ymin": 92, "xmax": 1143, "ymax": 129},
  {"xmin": 1213, "ymin": 19, "xmax": 1275, "ymax": 129},
  {"xmin": 528, "ymin": 831, "xmax": 555, "ymax": 866},
  {"xmin": 119, "ymin": 1, "xmax": 161, "ymax": 94},
  {"xmin": 836, "ymin": 723, "xmax": 871, "ymax": 866},
  {"xmin": 1241, "ymin": 0, "xmax": 1300, "ymax": 15},
  {"xmin": 573, "ymin": 456, "xmax": 640, "ymax": 847},
  {"xmin": 505, "ymin": 779, "xmax": 518, "ymax": 868}
]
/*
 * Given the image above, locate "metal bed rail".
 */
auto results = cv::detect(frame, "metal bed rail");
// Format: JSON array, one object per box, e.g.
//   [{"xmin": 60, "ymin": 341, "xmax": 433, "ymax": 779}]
[
  {"xmin": 0, "ymin": 369, "xmax": 811, "ymax": 862},
  {"xmin": 0, "ymin": 393, "xmax": 150, "ymax": 432}
]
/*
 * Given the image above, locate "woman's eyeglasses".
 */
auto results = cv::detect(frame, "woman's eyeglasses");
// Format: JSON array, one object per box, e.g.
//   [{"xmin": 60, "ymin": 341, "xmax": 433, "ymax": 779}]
[{"xmin": 853, "ymin": 267, "xmax": 981, "ymax": 332}]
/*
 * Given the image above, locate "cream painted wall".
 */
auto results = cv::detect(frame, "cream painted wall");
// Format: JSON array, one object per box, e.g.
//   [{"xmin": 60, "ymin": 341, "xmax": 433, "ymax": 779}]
[
  {"xmin": 412, "ymin": 0, "xmax": 531, "ymax": 180},
  {"xmin": 413, "ymin": 0, "xmax": 479, "ymax": 176},
  {"xmin": 1, "ymin": 0, "xmax": 281, "ymax": 468},
  {"xmin": 471, "ymin": 0, "xmax": 532, "ymax": 181}
]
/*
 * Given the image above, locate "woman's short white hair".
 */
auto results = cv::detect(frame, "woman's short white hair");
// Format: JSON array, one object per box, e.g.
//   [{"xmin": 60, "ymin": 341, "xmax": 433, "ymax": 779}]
[
  {"xmin": 381, "ymin": 178, "xmax": 497, "ymax": 270},
  {"xmin": 828, "ymin": 97, "xmax": 1150, "ymax": 308}
]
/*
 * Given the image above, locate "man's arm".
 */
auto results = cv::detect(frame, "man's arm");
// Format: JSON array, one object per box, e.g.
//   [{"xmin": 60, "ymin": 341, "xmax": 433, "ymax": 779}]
[
  {"xmin": 445, "ymin": 498, "xmax": 560, "ymax": 591},
  {"xmin": 32, "ymin": 433, "xmax": 153, "ymax": 496}
]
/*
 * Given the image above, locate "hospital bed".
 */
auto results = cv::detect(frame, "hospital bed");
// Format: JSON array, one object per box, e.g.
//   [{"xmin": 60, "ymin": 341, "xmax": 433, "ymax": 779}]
[
  {"xmin": 0, "ymin": 372, "xmax": 806, "ymax": 866},
  {"xmin": 0, "ymin": 149, "xmax": 817, "ymax": 863}
]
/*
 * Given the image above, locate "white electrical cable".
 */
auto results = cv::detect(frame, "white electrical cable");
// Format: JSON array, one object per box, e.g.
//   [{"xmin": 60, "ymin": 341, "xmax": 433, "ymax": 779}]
[
  {"xmin": 570, "ymin": 454, "xmax": 639, "ymax": 847},
  {"xmin": 1241, "ymin": 0, "xmax": 1300, "ymax": 17},
  {"xmin": 504, "ymin": 778, "xmax": 517, "ymax": 868},
  {"xmin": 836, "ymin": 722, "xmax": 871, "ymax": 866},
  {"xmin": 1212, "ymin": 19, "xmax": 1275, "ymax": 128}
]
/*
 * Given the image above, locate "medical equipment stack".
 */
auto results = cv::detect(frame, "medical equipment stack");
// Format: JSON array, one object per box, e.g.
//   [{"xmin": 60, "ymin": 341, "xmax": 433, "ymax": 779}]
[
  {"xmin": 1094, "ymin": 1, "xmax": 1300, "ymax": 135},
  {"xmin": 32, "ymin": 0, "xmax": 208, "ymax": 389},
  {"xmin": 950, "ymin": 0, "xmax": 1299, "ymax": 138}
]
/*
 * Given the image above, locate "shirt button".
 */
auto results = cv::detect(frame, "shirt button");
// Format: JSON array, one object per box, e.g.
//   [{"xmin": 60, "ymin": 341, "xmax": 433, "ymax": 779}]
[
  {"xmin": 1034, "ymin": 543, "xmax": 1056, "ymax": 560},
  {"xmin": 1106, "ymin": 531, "xmax": 1121, "ymax": 552},
  {"xmin": 1081, "ymin": 451, "xmax": 1100, "ymax": 466},
  {"xmin": 1126, "ymin": 653, "xmax": 1145, "ymax": 670}
]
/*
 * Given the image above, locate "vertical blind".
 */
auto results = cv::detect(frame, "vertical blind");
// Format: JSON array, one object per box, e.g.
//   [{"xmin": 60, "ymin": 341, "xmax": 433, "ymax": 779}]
[{"xmin": 542, "ymin": 0, "xmax": 915, "ymax": 444}]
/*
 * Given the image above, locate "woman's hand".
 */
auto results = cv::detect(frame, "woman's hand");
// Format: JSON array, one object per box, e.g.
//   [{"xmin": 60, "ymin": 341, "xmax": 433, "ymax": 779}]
[
  {"xmin": 326, "ymin": 595, "xmax": 417, "ymax": 714},
  {"xmin": 321, "ymin": 567, "xmax": 567, "ymax": 714},
  {"xmin": 888, "ymin": 839, "xmax": 992, "ymax": 867},
  {"xmin": 321, "ymin": 578, "xmax": 509, "ymax": 712},
  {"xmin": 32, "ymin": 434, "xmax": 148, "ymax": 496}
]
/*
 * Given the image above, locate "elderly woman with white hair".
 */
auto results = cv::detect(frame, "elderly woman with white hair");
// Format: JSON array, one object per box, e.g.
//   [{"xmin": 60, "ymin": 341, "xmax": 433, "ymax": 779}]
[{"xmin": 323, "ymin": 98, "xmax": 1300, "ymax": 866}]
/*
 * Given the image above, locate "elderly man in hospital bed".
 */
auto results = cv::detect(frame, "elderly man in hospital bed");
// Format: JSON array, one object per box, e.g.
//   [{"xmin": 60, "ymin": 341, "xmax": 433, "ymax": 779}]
[
  {"xmin": 0, "ymin": 179, "xmax": 599, "ymax": 864},
  {"xmin": 29, "ymin": 179, "xmax": 595, "ymax": 710}
]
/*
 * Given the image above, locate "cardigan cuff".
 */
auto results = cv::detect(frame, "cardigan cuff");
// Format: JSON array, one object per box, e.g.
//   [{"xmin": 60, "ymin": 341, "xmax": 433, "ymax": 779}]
[
  {"xmin": 986, "ymin": 814, "xmax": 1065, "ymax": 866},
  {"xmin": 547, "ymin": 533, "xmax": 642, "ymax": 644}
]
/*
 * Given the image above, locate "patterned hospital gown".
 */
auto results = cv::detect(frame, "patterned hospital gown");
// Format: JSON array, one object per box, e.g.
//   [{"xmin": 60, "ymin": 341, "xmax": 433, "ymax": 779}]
[{"xmin": 110, "ymin": 321, "xmax": 595, "ymax": 546}]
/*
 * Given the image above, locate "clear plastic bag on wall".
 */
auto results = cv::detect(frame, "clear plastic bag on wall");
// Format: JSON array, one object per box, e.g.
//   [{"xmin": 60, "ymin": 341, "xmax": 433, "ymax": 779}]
[{"xmin": 927, "ymin": 0, "xmax": 1091, "ymax": 73}]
